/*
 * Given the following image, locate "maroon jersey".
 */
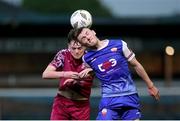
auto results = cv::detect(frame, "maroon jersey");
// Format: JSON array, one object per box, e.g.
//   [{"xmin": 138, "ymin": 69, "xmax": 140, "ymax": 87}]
[{"xmin": 50, "ymin": 49, "xmax": 93, "ymax": 98}]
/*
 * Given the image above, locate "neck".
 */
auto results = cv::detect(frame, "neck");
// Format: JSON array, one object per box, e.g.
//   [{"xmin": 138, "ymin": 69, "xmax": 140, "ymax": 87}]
[
  {"xmin": 87, "ymin": 39, "xmax": 101, "ymax": 50},
  {"xmin": 96, "ymin": 39, "xmax": 108, "ymax": 50},
  {"xmin": 87, "ymin": 39, "xmax": 108, "ymax": 50}
]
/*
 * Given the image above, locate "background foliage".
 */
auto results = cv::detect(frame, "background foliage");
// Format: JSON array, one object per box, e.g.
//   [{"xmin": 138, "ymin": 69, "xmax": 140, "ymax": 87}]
[{"xmin": 23, "ymin": 0, "xmax": 112, "ymax": 17}]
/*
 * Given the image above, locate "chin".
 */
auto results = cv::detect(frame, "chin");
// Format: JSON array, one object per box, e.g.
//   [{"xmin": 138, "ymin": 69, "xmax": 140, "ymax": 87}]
[
  {"xmin": 88, "ymin": 43, "xmax": 96, "ymax": 47},
  {"xmin": 74, "ymin": 56, "xmax": 81, "ymax": 59}
]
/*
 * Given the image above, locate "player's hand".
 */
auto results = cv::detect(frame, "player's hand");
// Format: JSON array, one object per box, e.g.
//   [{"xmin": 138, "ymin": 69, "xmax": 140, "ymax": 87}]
[
  {"xmin": 63, "ymin": 71, "xmax": 80, "ymax": 79},
  {"xmin": 63, "ymin": 79, "xmax": 78, "ymax": 86},
  {"xmin": 148, "ymin": 85, "xmax": 160, "ymax": 101},
  {"xmin": 79, "ymin": 68, "xmax": 93, "ymax": 79}
]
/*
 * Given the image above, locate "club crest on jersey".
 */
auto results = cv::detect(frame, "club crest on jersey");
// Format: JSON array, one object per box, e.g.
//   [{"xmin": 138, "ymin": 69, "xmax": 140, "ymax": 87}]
[
  {"xmin": 98, "ymin": 58, "xmax": 117, "ymax": 72},
  {"xmin": 111, "ymin": 47, "xmax": 118, "ymax": 52}
]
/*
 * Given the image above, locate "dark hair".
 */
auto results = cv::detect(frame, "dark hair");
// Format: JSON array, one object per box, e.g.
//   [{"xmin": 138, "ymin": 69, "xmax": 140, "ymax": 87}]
[{"xmin": 67, "ymin": 27, "xmax": 85, "ymax": 43}]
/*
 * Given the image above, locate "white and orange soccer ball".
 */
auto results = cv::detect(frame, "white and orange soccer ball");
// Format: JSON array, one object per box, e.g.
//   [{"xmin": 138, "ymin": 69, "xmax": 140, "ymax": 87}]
[{"xmin": 70, "ymin": 9, "xmax": 92, "ymax": 29}]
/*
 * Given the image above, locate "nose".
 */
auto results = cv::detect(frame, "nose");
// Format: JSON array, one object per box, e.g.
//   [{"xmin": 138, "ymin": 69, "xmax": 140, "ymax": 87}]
[
  {"xmin": 86, "ymin": 33, "xmax": 91, "ymax": 39},
  {"xmin": 74, "ymin": 49, "xmax": 79, "ymax": 53}
]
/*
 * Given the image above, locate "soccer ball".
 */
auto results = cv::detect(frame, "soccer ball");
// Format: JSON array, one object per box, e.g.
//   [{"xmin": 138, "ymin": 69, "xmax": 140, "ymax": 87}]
[{"xmin": 70, "ymin": 9, "xmax": 92, "ymax": 29}]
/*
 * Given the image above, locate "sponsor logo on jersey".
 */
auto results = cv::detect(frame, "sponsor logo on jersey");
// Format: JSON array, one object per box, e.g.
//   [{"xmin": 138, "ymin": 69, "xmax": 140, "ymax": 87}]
[{"xmin": 98, "ymin": 58, "xmax": 117, "ymax": 72}]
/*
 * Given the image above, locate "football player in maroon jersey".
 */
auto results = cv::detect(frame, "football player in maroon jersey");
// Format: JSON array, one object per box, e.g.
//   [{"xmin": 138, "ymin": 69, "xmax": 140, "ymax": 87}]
[{"xmin": 42, "ymin": 34, "xmax": 94, "ymax": 120}]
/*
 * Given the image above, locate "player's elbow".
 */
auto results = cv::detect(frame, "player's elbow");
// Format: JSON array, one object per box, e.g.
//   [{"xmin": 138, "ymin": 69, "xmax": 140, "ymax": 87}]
[{"xmin": 42, "ymin": 71, "xmax": 49, "ymax": 79}]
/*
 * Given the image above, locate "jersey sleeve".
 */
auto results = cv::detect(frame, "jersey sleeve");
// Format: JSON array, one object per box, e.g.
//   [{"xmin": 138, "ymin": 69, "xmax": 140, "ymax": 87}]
[
  {"xmin": 50, "ymin": 50, "xmax": 65, "ymax": 69},
  {"xmin": 122, "ymin": 40, "xmax": 135, "ymax": 61}
]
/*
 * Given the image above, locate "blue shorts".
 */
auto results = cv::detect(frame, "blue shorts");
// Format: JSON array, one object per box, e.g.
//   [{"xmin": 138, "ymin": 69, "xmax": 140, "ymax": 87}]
[{"xmin": 96, "ymin": 94, "xmax": 141, "ymax": 120}]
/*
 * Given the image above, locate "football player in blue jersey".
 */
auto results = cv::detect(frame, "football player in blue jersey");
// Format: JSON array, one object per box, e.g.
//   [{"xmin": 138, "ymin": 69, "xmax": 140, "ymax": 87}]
[{"xmin": 68, "ymin": 27, "xmax": 160, "ymax": 120}]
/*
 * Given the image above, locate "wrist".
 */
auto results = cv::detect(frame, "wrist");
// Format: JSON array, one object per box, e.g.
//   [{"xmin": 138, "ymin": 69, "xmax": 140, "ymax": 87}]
[{"xmin": 148, "ymin": 84, "xmax": 154, "ymax": 89}]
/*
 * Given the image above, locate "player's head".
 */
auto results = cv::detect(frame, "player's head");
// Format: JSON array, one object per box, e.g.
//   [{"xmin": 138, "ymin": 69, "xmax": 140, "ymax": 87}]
[
  {"xmin": 68, "ymin": 27, "xmax": 98, "ymax": 48},
  {"xmin": 67, "ymin": 29, "xmax": 86, "ymax": 59}
]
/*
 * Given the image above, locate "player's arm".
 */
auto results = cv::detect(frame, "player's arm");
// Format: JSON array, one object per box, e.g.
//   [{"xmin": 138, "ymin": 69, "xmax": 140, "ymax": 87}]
[
  {"xmin": 42, "ymin": 64, "xmax": 79, "ymax": 79},
  {"xmin": 42, "ymin": 50, "xmax": 79, "ymax": 79},
  {"xmin": 42, "ymin": 64, "xmax": 63, "ymax": 79},
  {"xmin": 129, "ymin": 58, "xmax": 160, "ymax": 100},
  {"xmin": 122, "ymin": 40, "xmax": 160, "ymax": 101},
  {"xmin": 122, "ymin": 40, "xmax": 154, "ymax": 88},
  {"xmin": 79, "ymin": 68, "xmax": 94, "ymax": 79}
]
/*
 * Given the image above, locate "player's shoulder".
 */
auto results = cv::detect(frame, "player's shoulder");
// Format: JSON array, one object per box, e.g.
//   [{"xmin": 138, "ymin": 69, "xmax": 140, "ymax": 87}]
[
  {"xmin": 108, "ymin": 39, "xmax": 124, "ymax": 46},
  {"xmin": 84, "ymin": 50, "xmax": 91, "ymax": 57},
  {"xmin": 56, "ymin": 48, "xmax": 69, "ymax": 54},
  {"xmin": 83, "ymin": 50, "xmax": 94, "ymax": 61},
  {"xmin": 109, "ymin": 38, "xmax": 123, "ymax": 43},
  {"xmin": 54, "ymin": 49, "xmax": 70, "ymax": 58}
]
